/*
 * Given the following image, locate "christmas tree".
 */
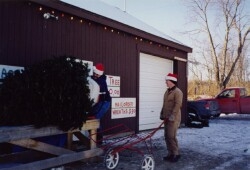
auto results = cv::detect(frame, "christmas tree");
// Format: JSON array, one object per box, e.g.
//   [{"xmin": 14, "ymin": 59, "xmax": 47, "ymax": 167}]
[{"xmin": 0, "ymin": 56, "xmax": 93, "ymax": 131}]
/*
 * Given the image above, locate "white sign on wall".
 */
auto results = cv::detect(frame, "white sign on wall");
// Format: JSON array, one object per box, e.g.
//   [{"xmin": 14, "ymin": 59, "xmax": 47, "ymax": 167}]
[
  {"xmin": 111, "ymin": 98, "xmax": 136, "ymax": 119},
  {"xmin": 106, "ymin": 75, "xmax": 120, "ymax": 97},
  {"xmin": 0, "ymin": 65, "xmax": 24, "ymax": 83}
]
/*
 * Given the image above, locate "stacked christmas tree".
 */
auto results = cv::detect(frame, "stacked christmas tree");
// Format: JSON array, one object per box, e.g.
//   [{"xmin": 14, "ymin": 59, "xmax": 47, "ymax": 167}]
[{"xmin": 0, "ymin": 56, "xmax": 93, "ymax": 131}]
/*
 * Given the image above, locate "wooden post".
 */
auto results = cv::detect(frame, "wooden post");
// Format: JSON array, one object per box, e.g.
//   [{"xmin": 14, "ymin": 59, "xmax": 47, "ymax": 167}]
[
  {"xmin": 67, "ymin": 132, "xmax": 73, "ymax": 150},
  {"xmin": 89, "ymin": 129, "xmax": 97, "ymax": 149}
]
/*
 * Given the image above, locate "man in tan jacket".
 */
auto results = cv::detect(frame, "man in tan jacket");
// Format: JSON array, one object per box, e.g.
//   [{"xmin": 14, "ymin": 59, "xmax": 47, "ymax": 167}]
[{"xmin": 160, "ymin": 73, "xmax": 183, "ymax": 162}]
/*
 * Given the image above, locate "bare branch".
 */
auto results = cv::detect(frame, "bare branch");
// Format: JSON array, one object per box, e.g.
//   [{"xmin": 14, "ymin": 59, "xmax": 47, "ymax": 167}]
[{"xmin": 186, "ymin": 0, "xmax": 250, "ymax": 90}]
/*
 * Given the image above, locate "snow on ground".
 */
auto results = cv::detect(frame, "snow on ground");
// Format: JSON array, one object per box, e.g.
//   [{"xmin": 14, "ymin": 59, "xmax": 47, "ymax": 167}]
[
  {"xmin": 51, "ymin": 113, "xmax": 250, "ymax": 170},
  {"xmin": 152, "ymin": 113, "xmax": 250, "ymax": 157},
  {"xmin": 1, "ymin": 114, "xmax": 249, "ymax": 170},
  {"xmin": 141, "ymin": 113, "xmax": 250, "ymax": 170}
]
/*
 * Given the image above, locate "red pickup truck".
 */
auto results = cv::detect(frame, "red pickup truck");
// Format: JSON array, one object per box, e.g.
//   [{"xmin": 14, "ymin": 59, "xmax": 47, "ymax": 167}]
[{"xmin": 208, "ymin": 87, "xmax": 250, "ymax": 116}]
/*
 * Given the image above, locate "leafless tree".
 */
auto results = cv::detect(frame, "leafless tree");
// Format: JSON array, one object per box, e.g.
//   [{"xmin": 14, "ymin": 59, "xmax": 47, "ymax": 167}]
[{"xmin": 185, "ymin": 0, "xmax": 250, "ymax": 90}]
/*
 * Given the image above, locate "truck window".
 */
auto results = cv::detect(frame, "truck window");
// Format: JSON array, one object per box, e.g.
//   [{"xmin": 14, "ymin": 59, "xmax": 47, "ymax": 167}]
[
  {"xmin": 218, "ymin": 89, "xmax": 235, "ymax": 98},
  {"xmin": 240, "ymin": 89, "xmax": 247, "ymax": 97}
]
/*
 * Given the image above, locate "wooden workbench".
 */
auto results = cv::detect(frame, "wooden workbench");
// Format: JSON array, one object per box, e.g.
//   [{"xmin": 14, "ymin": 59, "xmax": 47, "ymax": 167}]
[{"xmin": 0, "ymin": 119, "xmax": 103, "ymax": 170}]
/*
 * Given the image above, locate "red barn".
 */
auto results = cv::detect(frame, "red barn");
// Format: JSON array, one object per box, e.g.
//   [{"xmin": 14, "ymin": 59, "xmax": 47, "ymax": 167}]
[{"xmin": 0, "ymin": 0, "xmax": 192, "ymax": 133}]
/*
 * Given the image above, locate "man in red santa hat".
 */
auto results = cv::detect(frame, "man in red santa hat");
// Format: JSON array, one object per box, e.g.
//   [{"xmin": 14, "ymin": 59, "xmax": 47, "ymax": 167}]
[{"xmin": 160, "ymin": 73, "xmax": 183, "ymax": 162}]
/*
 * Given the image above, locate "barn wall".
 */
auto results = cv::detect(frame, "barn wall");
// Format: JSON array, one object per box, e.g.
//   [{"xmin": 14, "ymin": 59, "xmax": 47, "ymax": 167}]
[{"xmin": 0, "ymin": 1, "xmax": 189, "ymax": 132}]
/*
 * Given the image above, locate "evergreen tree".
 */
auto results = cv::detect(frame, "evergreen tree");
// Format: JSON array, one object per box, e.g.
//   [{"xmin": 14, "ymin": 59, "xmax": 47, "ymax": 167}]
[{"xmin": 0, "ymin": 56, "xmax": 93, "ymax": 131}]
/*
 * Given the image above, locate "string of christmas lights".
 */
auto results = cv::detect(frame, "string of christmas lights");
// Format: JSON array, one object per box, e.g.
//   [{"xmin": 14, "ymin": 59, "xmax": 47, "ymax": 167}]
[{"xmin": 29, "ymin": 2, "xmax": 176, "ymax": 52}]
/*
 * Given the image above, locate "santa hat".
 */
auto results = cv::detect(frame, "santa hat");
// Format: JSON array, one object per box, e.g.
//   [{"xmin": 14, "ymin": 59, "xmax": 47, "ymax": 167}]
[
  {"xmin": 166, "ymin": 73, "xmax": 178, "ymax": 82},
  {"xmin": 93, "ymin": 63, "xmax": 104, "ymax": 75}
]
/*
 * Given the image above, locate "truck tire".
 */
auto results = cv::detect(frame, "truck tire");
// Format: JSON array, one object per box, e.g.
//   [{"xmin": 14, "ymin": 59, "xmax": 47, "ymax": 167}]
[
  {"xmin": 213, "ymin": 113, "xmax": 221, "ymax": 117},
  {"xmin": 186, "ymin": 108, "xmax": 204, "ymax": 128}
]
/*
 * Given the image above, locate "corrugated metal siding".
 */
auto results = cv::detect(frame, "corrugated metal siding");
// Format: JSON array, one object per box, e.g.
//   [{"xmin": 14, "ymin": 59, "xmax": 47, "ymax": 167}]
[{"xmin": 0, "ymin": 1, "xmax": 188, "ymax": 132}]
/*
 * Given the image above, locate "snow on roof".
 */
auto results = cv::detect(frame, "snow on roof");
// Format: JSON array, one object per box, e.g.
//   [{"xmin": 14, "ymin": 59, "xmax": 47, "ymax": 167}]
[{"xmin": 60, "ymin": 0, "xmax": 185, "ymax": 46}]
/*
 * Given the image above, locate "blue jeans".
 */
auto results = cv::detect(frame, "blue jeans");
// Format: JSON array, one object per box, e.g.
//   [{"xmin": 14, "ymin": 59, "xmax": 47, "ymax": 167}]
[
  {"xmin": 93, "ymin": 101, "xmax": 111, "ymax": 119},
  {"xmin": 92, "ymin": 101, "xmax": 110, "ymax": 143}
]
